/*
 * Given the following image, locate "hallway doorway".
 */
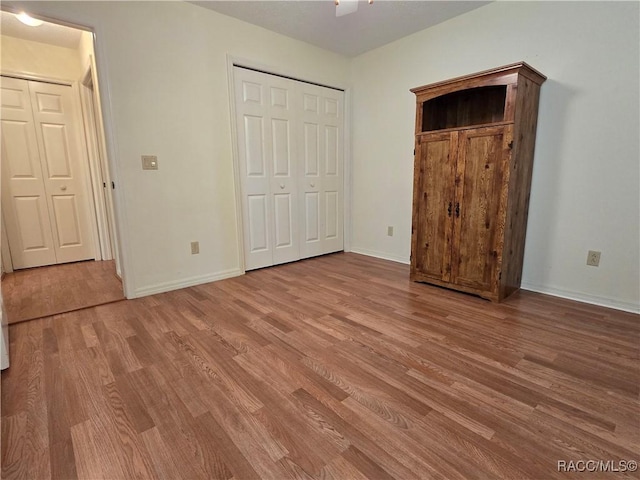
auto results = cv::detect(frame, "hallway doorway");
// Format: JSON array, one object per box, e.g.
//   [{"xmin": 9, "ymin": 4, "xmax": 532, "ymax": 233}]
[{"xmin": 0, "ymin": 10, "xmax": 124, "ymax": 323}]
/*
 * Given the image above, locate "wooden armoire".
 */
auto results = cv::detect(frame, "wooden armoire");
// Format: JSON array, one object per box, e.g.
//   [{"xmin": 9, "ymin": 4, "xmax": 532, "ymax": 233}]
[{"xmin": 410, "ymin": 62, "xmax": 546, "ymax": 302}]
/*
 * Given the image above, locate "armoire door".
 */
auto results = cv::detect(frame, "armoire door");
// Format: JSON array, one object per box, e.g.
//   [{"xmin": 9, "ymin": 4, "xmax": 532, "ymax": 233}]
[
  {"xmin": 1, "ymin": 77, "xmax": 95, "ymax": 269},
  {"xmin": 234, "ymin": 67, "xmax": 299, "ymax": 270},
  {"xmin": 451, "ymin": 125, "xmax": 512, "ymax": 291},
  {"xmin": 411, "ymin": 131, "xmax": 458, "ymax": 282},
  {"xmin": 234, "ymin": 67, "xmax": 344, "ymax": 271}
]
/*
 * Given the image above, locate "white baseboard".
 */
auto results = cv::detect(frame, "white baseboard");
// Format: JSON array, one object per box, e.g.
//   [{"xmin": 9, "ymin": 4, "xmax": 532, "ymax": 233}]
[
  {"xmin": 350, "ymin": 247, "xmax": 410, "ymax": 265},
  {"xmin": 133, "ymin": 268, "xmax": 243, "ymax": 298},
  {"xmin": 520, "ymin": 282, "xmax": 640, "ymax": 315}
]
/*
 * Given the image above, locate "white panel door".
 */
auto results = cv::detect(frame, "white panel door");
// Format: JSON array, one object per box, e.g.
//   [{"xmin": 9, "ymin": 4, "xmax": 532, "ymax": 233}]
[
  {"xmin": 1, "ymin": 77, "xmax": 95, "ymax": 269},
  {"xmin": 298, "ymin": 84, "xmax": 344, "ymax": 259},
  {"xmin": 234, "ymin": 67, "xmax": 299, "ymax": 270},
  {"xmin": 28, "ymin": 80, "xmax": 95, "ymax": 264},
  {"xmin": 234, "ymin": 67, "xmax": 343, "ymax": 270},
  {"xmin": 0, "ymin": 77, "xmax": 57, "ymax": 268}
]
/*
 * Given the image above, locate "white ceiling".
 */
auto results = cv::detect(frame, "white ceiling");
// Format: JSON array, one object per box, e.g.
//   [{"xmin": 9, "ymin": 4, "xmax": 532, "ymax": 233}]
[
  {"xmin": 192, "ymin": 0, "xmax": 490, "ymax": 57},
  {"xmin": 0, "ymin": 10, "xmax": 83, "ymax": 49}
]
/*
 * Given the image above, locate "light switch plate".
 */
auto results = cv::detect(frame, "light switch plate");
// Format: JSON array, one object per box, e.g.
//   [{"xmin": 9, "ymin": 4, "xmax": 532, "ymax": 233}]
[{"xmin": 142, "ymin": 155, "xmax": 158, "ymax": 170}]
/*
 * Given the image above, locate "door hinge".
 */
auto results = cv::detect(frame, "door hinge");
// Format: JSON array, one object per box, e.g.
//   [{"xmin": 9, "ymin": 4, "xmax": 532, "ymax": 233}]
[
  {"xmin": 508, "ymin": 141, "xmax": 514, "ymax": 150},
  {"xmin": 103, "ymin": 182, "xmax": 107, "ymax": 188},
  {"xmin": 111, "ymin": 181, "xmax": 115, "ymax": 189},
  {"xmin": 413, "ymin": 148, "xmax": 416, "ymax": 156},
  {"xmin": 499, "ymin": 271, "xmax": 502, "ymax": 280}
]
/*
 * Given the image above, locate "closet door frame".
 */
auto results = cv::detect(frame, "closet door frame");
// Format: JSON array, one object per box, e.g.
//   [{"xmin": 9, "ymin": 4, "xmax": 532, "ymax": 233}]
[{"xmin": 227, "ymin": 56, "xmax": 352, "ymax": 273}]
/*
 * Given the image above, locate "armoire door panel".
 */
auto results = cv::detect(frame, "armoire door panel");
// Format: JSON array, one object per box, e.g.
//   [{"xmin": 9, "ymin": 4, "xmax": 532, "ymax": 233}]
[
  {"xmin": 412, "ymin": 132, "xmax": 457, "ymax": 282},
  {"xmin": 452, "ymin": 126, "xmax": 511, "ymax": 291}
]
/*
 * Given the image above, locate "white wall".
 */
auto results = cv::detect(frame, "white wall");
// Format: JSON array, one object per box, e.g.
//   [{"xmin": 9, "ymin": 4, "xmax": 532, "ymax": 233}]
[
  {"xmin": 350, "ymin": 1, "xmax": 640, "ymax": 312},
  {"xmin": 4, "ymin": 1, "xmax": 351, "ymax": 298},
  {"xmin": 0, "ymin": 34, "xmax": 82, "ymax": 79}
]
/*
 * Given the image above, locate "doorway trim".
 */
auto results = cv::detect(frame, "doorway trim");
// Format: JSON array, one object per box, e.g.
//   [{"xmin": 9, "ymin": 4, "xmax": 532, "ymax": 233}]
[
  {"xmin": 79, "ymin": 60, "xmax": 120, "ymax": 279},
  {"xmin": 79, "ymin": 66, "xmax": 111, "ymax": 261},
  {"xmin": 225, "ymin": 54, "xmax": 353, "ymax": 274}
]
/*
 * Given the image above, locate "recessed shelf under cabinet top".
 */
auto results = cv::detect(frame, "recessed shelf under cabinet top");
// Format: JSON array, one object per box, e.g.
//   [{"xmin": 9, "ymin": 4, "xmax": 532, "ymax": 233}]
[{"xmin": 411, "ymin": 62, "xmax": 547, "ymax": 134}]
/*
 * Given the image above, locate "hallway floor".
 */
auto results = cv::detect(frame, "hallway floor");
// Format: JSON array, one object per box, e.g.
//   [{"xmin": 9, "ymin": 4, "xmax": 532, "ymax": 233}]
[{"xmin": 1, "ymin": 260, "xmax": 124, "ymax": 324}]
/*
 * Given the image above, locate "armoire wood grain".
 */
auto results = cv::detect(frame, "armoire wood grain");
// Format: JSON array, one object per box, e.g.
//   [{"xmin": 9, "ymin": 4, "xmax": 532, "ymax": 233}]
[{"xmin": 2, "ymin": 253, "xmax": 638, "ymax": 479}]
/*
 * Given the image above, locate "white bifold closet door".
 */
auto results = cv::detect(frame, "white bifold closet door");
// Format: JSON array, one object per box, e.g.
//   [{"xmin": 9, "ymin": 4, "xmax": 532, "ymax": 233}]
[
  {"xmin": 1, "ymin": 76, "xmax": 95, "ymax": 269},
  {"xmin": 234, "ymin": 67, "xmax": 344, "ymax": 271}
]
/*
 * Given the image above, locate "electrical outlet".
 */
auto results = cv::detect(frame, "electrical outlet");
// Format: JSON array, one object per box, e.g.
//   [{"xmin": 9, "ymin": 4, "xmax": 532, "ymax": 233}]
[
  {"xmin": 586, "ymin": 250, "xmax": 600, "ymax": 267},
  {"xmin": 142, "ymin": 155, "xmax": 158, "ymax": 170},
  {"xmin": 387, "ymin": 226, "xmax": 394, "ymax": 237},
  {"xmin": 191, "ymin": 241, "xmax": 199, "ymax": 255}
]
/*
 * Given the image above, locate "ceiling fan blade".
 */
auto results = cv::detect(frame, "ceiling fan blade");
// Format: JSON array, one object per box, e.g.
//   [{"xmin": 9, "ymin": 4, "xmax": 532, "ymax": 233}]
[{"xmin": 336, "ymin": 0, "xmax": 359, "ymax": 17}]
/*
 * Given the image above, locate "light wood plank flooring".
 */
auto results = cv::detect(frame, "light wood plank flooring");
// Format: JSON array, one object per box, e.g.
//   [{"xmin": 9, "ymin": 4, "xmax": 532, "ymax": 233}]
[
  {"xmin": 2, "ymin": 260, "xmax": 124, "ymax": 324},
  {"xmin": 2, "ymin": 253, "xmax": 638, "ymax": 479}
]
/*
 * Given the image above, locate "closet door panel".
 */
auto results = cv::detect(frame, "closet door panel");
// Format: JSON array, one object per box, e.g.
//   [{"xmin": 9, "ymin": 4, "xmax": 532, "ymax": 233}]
[
  {"xmin": 299, "ymin": 85, "xmax": 343, "ymax": 258},
  {"xmin": 235, "ymin": 67, "xmax": 343, "ymax": 268},
  {"xmin": 268, "ymin": 83, "xmax": 298, "ymax": 266},
  {"xmin": 235, "ymin": 68, "xmax": 300, "ymax": 269},
  {"xmin": 29, "ymin": 80, "xmax": 95, "ymax": 264},
  {"xmin": 0, "ymin": 77, "xmax": 56, "ymax": 268},
  {"xmin": 247, "ymin": 194, "xmax": 270, "ymax": 254},
  {"xmin": 235, "ymin": 71, "xmax": 273, "ymax": 270}
]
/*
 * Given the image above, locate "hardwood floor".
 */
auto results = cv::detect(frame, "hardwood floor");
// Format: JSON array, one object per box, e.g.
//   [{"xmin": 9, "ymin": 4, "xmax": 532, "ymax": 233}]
[
  {"xmin": 2, "ymin": 253, "xmax": 638, "ymax": 479},
  {"xmin": 1, "ymin": 260, "xmax": 124, "ymax": 324}
]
